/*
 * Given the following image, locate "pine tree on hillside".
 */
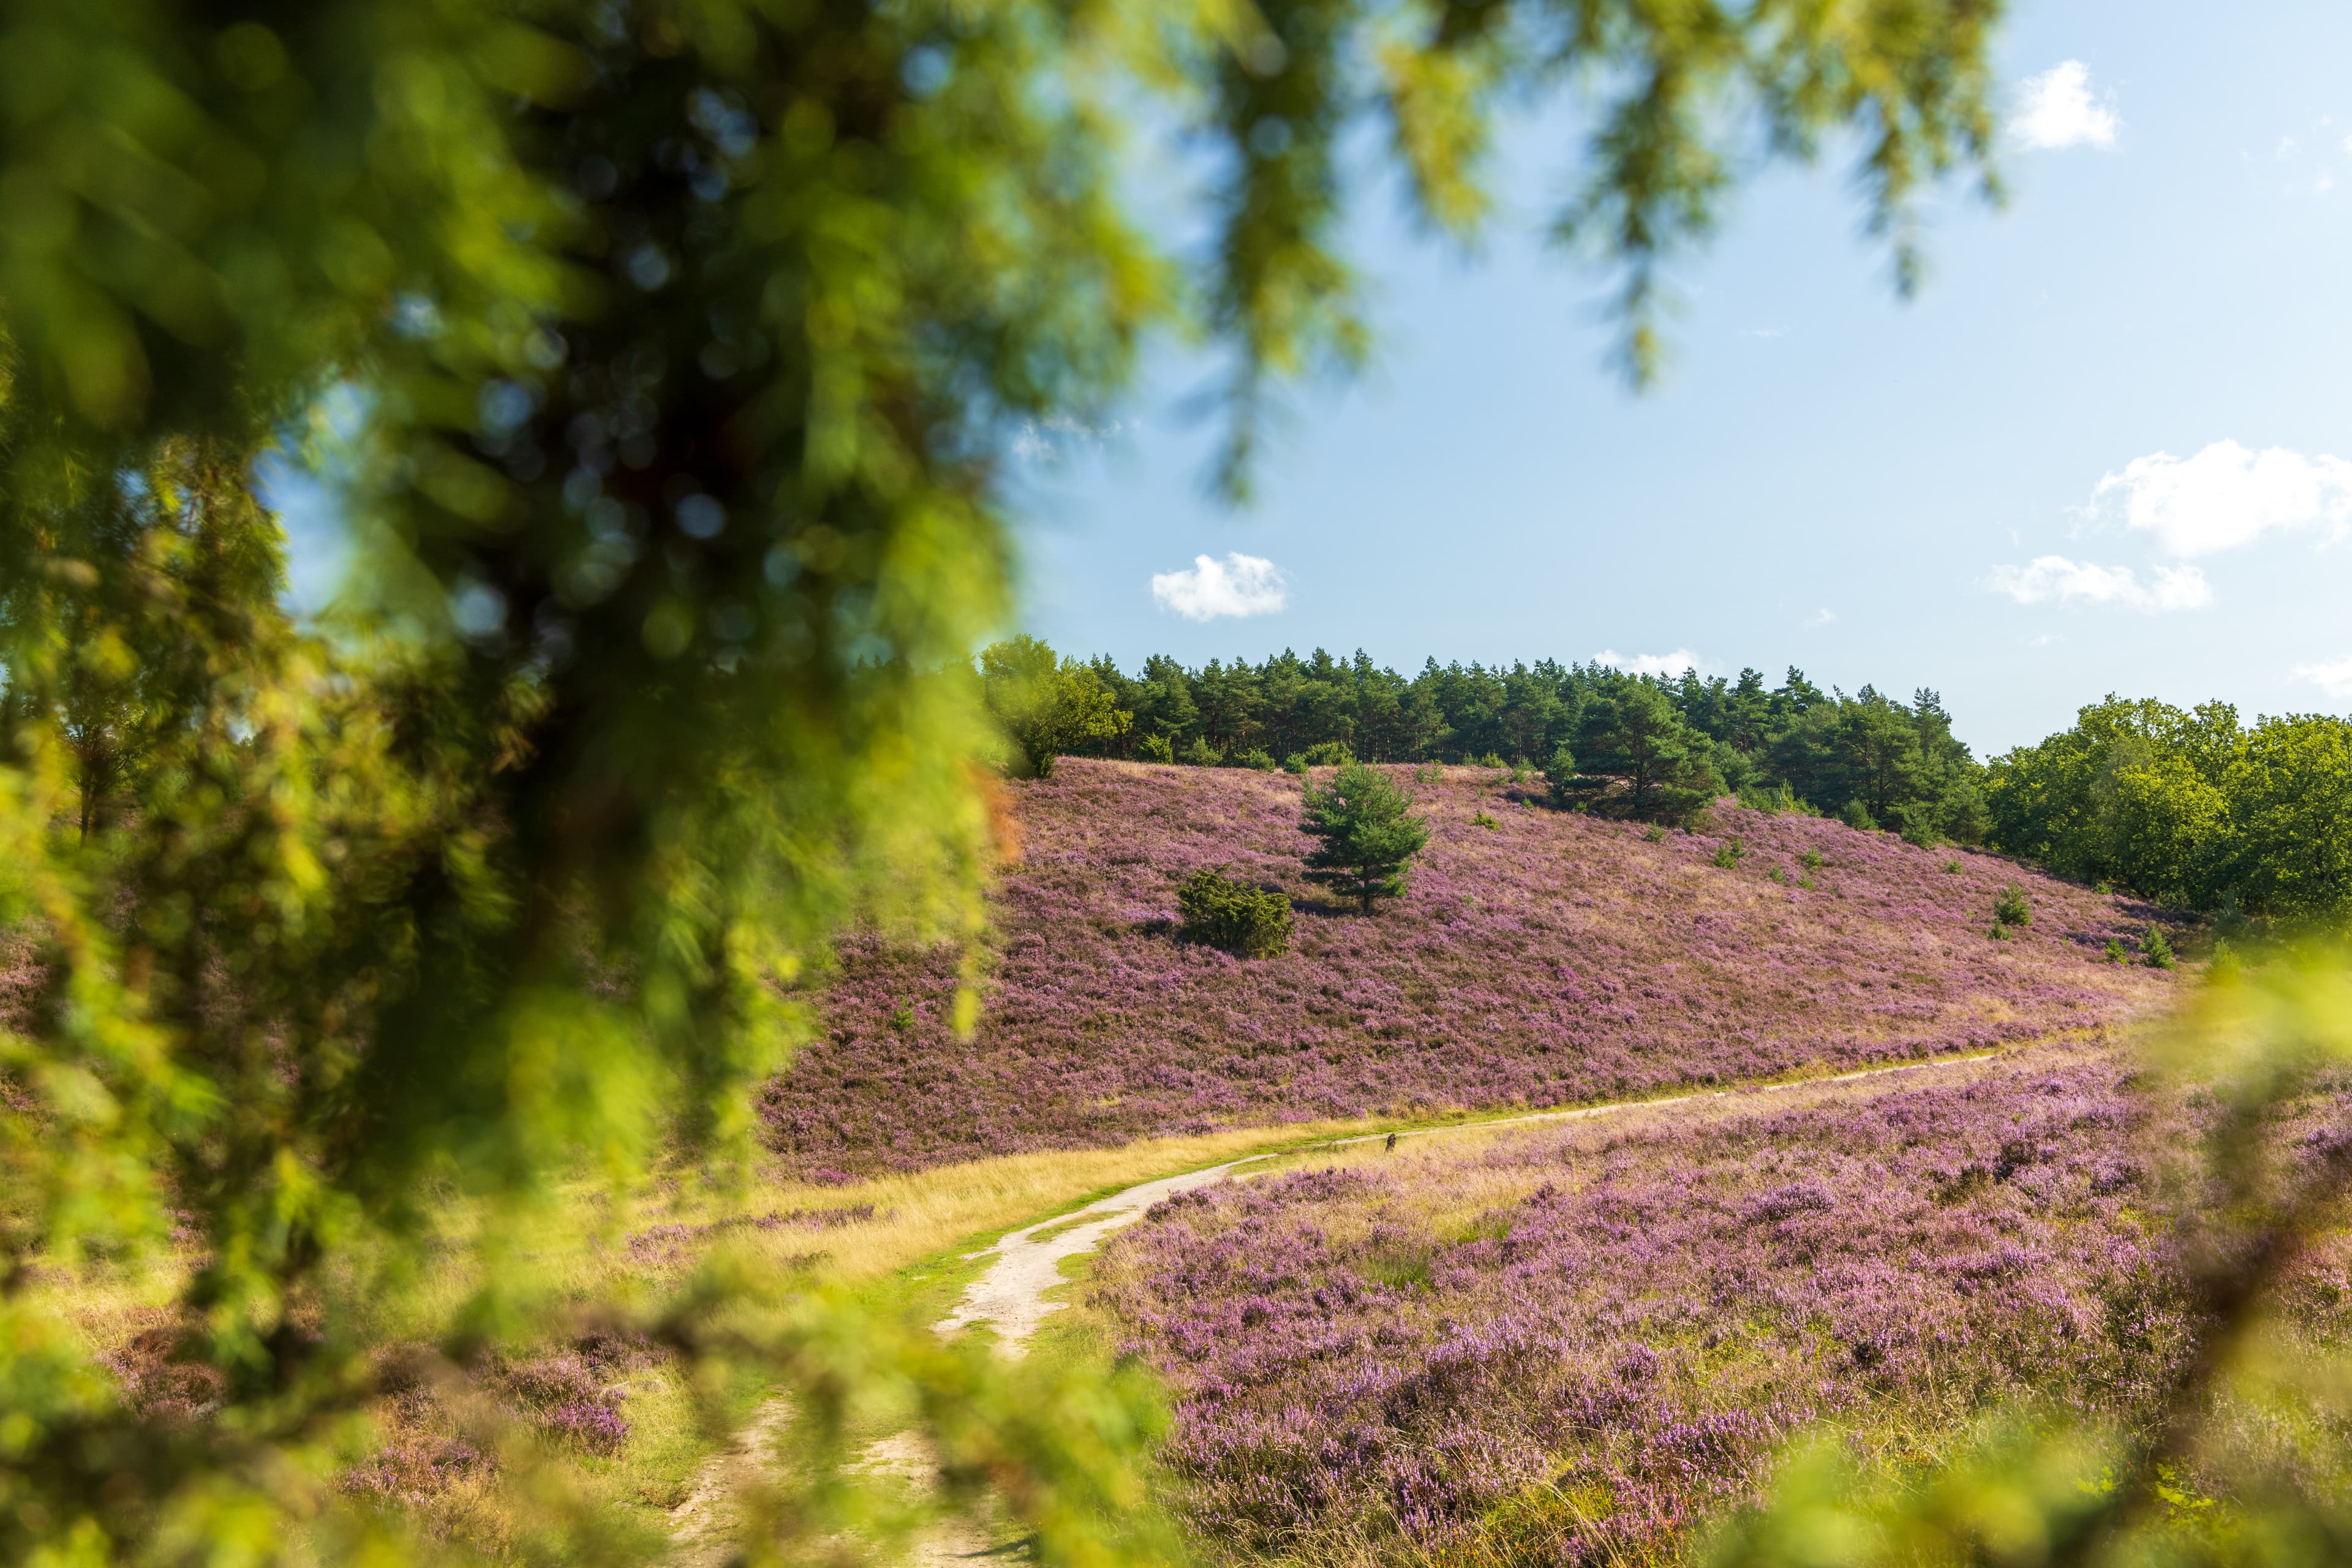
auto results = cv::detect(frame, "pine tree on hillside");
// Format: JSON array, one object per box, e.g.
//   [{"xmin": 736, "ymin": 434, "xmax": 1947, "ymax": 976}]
[
  {"xmin": 1575, "ymin": 682, "xmax": 1725, "ymax": 825},
  {"xmin": 1300, "ymin": 761, "xmax": 1430, "ymax": 914}
]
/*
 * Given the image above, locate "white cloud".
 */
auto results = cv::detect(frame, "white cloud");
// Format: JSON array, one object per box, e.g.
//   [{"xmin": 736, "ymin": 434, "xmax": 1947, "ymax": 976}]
[
  {"xmin": 1594, "ymin": 647, "xmax": 1708, "ymax": 677},
  {"xmin": 2279, "ymin": 135, "xmax": 2302, "ymax": 159},
  {"xmin": 2091, "ymin": 439, "xmax": 2352, "ymax": 556},
  {"xmin": 2011, "ymin": 61, "xmax": 2119, "ymax": 151},
  {"xmin": 1986, "ymin": 556, "xmax": 2212, "ymax": 612},
  {"xmin": 2294, "ymin": 655, "xmax": 2352, "ymax": 701},
  {"xmin": 1805, "ymin": 608, "xmax": 1835, "ymax": 627},
  {"xmin": 1150, "ymin": 552, "xmax": 1289, "ymax": 621}
]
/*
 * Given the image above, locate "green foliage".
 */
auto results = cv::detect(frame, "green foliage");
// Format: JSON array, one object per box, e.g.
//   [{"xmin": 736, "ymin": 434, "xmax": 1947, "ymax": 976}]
[
  {"xmin": 1472, "ymin": 809, "xmax": 1500, "ymax": 830},
  {"xmin": 1994, "ymin": 886, "xmax": 2033, "ymax": 927},
  {"xmin": 982, "ymin": 636, "xmax": 1128, "ymax": 778},
  {"xmin": 1140, "ymin": 733, "xmax": 1176, "ymax": 764},
  {"xmin": 1240, "ymin": 747, "xmax": 1278, "ymax": 772},
  {"xmin": 1301, "ymin": 740, "xmax": 1355, "ymax": 767},
  {"xmin": 1944, "ymin": 859, "xmax": 1963, "ymax": 873},
  {"xmin": 1063, "ymin": 657, "xmax": 1987, "ymax": 838},
  {"xmin": 1181, "ymin": 737, "xmax": 1220, "ymax": 767},
  {"xmin": 1299, "ymin": 761, "xmax": 1430, "ymax": 914},
  {"xmin": 1174, "ymin": 867, "xmax": 1294, "ymax": 959},
  {"xmin": 2144, "ymin": 924, "xmax": 2176, "ymax": 970},
  {"xmin": 1767, "ymin": 865, "xmax": 1788, "ymax": 885},
  {"xmin": 1282, "ymin": 752, "xmax": 1309, "ymax": 774},
  {"xmin": 1644, "ymin": 824, "xmax": 1670, "ymax": 844},
  {"xmin": 1987, "ymin": 696, "xmax": 2352, "ymax": 921},
  {"xmin": 1841, "ymin": 798, "xmax": 1879, "ymax": 832},
  {"xmin": 1713, "ymin": 837, "xmax": 1747, "ymax": 869},
  {"xmin": 1801, "ymin": 848, "xmax": 1825, "ymax": 870},
  {"xmin": 1575, "ymin": 681, "xmax": 1725, "ymax": 826},
  {"xmin": 2106, "ymin": 937, "xmax": 2130, "ymax": 963}
]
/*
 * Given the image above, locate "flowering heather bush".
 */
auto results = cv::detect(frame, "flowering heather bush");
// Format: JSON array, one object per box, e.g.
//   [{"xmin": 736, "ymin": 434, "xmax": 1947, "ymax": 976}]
[
  {"xmin": 762, "ymin": 762, "xmax": 2173, "ymax": 1175},
  {"xmin": 337, "ymin": 1438, "xmax": 496, "ymax": 1506},
  {"xmin": 1088, "ymin": 1051, "xmax": 2350, "ymax": 1565}
]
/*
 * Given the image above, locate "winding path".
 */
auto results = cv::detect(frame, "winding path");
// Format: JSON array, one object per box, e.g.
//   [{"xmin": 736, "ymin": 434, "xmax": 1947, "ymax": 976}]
[
  {"xmin": 933, "ymin": 1052, "xmax": 1996, "ymax": 1355},
  {"xmin": 672, "ymin": 1049, "xmax": 2011, "ymax": 1561}
]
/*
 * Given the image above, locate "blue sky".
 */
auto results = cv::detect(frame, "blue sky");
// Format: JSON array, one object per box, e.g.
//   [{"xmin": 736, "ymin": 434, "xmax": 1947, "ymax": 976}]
[{"xmin": 1008, "ymin": 1, "xmax": 2352, "ymax": 756}]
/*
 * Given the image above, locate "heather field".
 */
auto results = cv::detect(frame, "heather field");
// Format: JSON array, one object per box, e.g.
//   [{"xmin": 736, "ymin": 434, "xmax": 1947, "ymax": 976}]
[
  {"xmin": 1085, "ymin": 1047, "xmax": 2352, "ymax": 1567},
  {"xmin": 762, "ymin": 761, "xmax": 2175, "ymax": 1176}
]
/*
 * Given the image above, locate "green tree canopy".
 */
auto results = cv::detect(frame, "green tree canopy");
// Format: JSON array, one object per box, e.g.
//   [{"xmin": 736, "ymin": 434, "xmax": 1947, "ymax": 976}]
[
  {"xmin": 1299, "ymin": 761, "xmax": 1430, "ymax": 913},
  {"xmin": 1574, "ymin": 681, "xmax": 1725, "ymax": 825},
  {"xmin": 981, "ymin": 635, "xmax": 1126, "ymax": 777},
  {"xmin": 1986, "ymin": 696, "xmax": 2352, "ymax": 922}
]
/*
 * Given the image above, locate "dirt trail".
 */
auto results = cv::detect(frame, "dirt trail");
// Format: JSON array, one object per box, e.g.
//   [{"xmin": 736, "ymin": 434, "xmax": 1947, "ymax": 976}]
[
  {"xmin": 674, "ymin": 1050, "xmax": 2004, "ymax": 1560},
  {"xmin": 933, "ymin": 1052, "xmax": 1995, "ymax": 1355}
]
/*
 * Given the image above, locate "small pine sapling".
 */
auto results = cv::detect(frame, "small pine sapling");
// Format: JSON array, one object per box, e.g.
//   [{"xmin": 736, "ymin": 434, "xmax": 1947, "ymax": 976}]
[
  {"xmin": 1299, "ymin": 761, "xmax": 1431, "ymax": 914},
  {"xmin": 1471, "ymin": 809, "xmax": 1499, "ymax": 830},
  {"xmin": 1139, "ymin": 733, "xmax": 1175, "ymax": 764},
  {"xmin": 1801, "ymin": 848, "xmax": 1823, "ymax": 870},
  {"xmin": 1712, "ymin": 836, "xmax": 1746, "ymax": 869},
  {"xmin": 1643, "ymin": 824, "xmax": 1667, "ymax": 843},
  {"xmin": 1943, "ymin": 859, "xmax": 1962, "ymax": 874},
  {"xmin": 2103, "ymin": 937, "xmax": 2128, "ymax": 963},
  {"xmin": 1993, "ymin": 886, "xmax": 2032, "ymax": 927},
  {"xmin": 2144, "ymin": 924, "xmax": 2175, "ymax": 970},
  {"xmin": 1767, "ymin": 865, "xmax": 1788, "ymax": 885},
  {"xmin": 889, "ymin": 997, "xmax": 916, "ymax": 1031}
]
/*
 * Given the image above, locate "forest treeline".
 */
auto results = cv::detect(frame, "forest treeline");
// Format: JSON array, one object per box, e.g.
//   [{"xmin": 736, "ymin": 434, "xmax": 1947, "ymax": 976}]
[
  {"xmin": 985, "ymin": 639, "xmax": 1986, "ymax": 840},
  {"xmin": 981, "ymin": 639, "xmax": 2352, "ymax": 924}
]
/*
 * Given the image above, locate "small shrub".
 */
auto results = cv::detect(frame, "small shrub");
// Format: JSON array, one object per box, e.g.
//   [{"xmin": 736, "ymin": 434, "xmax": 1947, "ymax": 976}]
[
  {"xmin": 2144, "ymin": 924, "xmax": 2175, "ymax": 970},
  {"xmin": 1281, "ymin": 753, "xmax": 1308, "ymax": 775},
  {"xmin": 1475, "ymin": 751, "xmax": 1506, "ymax": 768},
  {"xmin": 1766, "ymin": 865, "xmax": 1787, "ymax": 885},
  {"xmin": 1301, "ymin": 740, "xmax": 1354, "ymax": 767},
  {"xmin": 2092, "ymin": 879, "xmax": 2113, "ymax": 895},
  {"xmin": 1176, "ymin": 867, "xmax": 1294, "ymax": 958},
  {"xmin": 1711, "ymin": 837, "xmax": 1746, "ymax": 869},
  {"xmin": 1139, "ymin": 733, "xmax": 1175, "ymax": 764},
  {"xmin": 1736, "ymin": 783, "xmax": 1809, "ymax": 815},
  {"xmin": 1992, "ymin": 886, "xmax": 2032, "ymax": 927},
  {"xmin": 1642, "ymin": 824, "xmax": 1667, "ymax": 843},
  {"xmin": 1800, "ymin": 848, "xmax": 1823, "ymax": 870},
  {"xmin": 888, "ymin": 997, "xmax": 914, "ymax": 1032},
  {"xmin": 1240, "ymin": 747, "xmax": 1278, "ymax": 772},
  {"xmin": 1989, "ymin": 921, "xmax": 2011, "ymax": 941},
  {"xmin": 1839, "ymin": 799, "xmax": 1877, "ymax": 832},
  {"xmin": 1471, "ymin": 809, "xmax": 1499, "ymax": 830},
  {"xmin": 2103, "ymin": 938, "xmax": 2128, "ymax": 964},
  {"xmin": 2209, "ymin": 937, "xmax": 2242, "ymax": 984},
  {"xmin": 1796, "ymin": 874, "xmax": 1815, "ymax": 891},
  {"xmin": 1943, "ymin": 859, "xmax": 1962, "ymax": 874},
  {"xmin": 1180, "ymin": 737, "xmax": 1218, "ymax": 767}
]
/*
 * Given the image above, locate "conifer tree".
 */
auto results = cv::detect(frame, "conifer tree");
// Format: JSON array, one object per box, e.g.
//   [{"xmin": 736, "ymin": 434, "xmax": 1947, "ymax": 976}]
[{"xmin": 1300, "ymin": 761, "xmax": 1430, "ymax": 913}]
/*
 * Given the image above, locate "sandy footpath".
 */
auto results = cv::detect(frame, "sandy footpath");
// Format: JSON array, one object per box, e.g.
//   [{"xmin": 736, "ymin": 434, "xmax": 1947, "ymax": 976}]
[{"xmin": 676, "ymin": 1049, "xmax": 2007, "ymax": 1561}]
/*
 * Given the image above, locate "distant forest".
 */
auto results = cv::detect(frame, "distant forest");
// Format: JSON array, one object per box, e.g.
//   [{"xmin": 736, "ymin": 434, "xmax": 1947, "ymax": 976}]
[
  {"xmin": 1029, "ymin": 644, "xmax": 1986, "ymax": 844},
  {"xmin": 983, "ymin": 641, "xmax": 2352, "ymax": 924}
]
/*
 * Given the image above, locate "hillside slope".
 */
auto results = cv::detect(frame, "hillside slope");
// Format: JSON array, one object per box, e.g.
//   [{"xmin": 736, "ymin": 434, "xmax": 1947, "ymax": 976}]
[{"xmin": 760, "ymin": 761, "xmax": 2174, "ymax": 1175}]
